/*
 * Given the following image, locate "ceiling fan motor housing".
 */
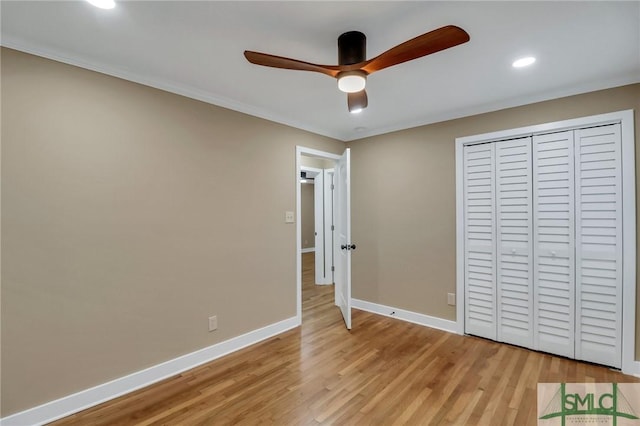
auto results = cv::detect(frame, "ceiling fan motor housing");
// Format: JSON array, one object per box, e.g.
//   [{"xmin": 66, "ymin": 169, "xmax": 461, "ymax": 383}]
[{"xmin": 338, "ymin": 31, "xmax": 366, "ymax": 65}]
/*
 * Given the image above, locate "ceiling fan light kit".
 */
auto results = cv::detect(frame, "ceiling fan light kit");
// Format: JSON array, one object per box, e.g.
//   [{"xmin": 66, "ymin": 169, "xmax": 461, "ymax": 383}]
[
  {"xmin": 338, "ymin": 71, "xmax": 367, "ymax": 93},
  {"xmin": 244, "ymin": 25, "xmax": 470, "ymax": 113}
]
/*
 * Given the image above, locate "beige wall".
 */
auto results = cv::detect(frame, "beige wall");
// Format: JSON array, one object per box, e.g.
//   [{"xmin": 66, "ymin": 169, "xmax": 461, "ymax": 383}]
[
  {"xmin": 301, "ymin": 183, "xmax": 315, "ymax": 249},
  {"xmin": 347, "ymin": 83, "xmax": 640, "ymax": 359},
  {"xmin": 2, "ymin": 46, "xmax": 639, "ymax": 417},
  {"xmin": 0, "ymin": 48, "xmax": 345, "ymax": 416}
]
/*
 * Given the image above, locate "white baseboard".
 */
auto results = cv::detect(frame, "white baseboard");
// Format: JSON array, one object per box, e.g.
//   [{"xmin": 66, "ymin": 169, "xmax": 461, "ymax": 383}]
[
  {"xmin": 300, "ymin": 247, "xmax": 315, "ymax": 253},
  {"xmin": 352, "ymin": 299, "xmax": 458, "ymax": 334},
  {"xmin": 0, "ymin": 316, "xmax": 299, "ymax": 426}
]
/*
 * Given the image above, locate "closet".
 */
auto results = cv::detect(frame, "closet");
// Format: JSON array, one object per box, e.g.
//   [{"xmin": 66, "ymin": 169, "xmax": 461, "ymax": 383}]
[{"xmin": 462, "ymin": 122, "xmax": 624, "ymax": 369}]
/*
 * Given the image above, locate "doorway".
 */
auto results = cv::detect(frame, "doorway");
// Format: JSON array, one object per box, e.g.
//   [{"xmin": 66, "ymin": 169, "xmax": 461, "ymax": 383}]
[
  {"xmin": 296, "ymin": 147, "xmax": 340, "ymax": 323},
  {"xmin": 300, "ymin": 165, "xmax": 335, "ymax": 286}
]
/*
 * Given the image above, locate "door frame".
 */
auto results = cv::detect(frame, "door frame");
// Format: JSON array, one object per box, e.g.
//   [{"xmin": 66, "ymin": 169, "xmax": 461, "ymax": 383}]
[
  {"xmin": 296, "ymin": 146, "xmax": 342, "ymax": 324},
  {"xmin": 454, "ymin": 109, "xmax": 637, "ymax": 375}
]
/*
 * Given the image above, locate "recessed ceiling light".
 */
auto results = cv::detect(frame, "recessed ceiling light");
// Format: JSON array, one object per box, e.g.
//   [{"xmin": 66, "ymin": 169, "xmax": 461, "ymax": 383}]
[
  {"xmin": 512, "ymin": 56, "xmax": 536, "ymax": 68},
  {"xmin": 86, "ymin": 0, "xmax": 116, "ymax": 9}
]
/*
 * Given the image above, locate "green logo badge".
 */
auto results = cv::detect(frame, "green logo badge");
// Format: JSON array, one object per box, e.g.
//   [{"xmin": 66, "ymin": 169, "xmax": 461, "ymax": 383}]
[{"xmin": 538, "ymin": 383, "xmax": 640, "ymax": 426}]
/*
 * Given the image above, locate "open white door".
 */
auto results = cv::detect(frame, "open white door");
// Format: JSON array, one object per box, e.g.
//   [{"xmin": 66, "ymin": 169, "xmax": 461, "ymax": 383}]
[{"xmin": 334, "ymin": 148, "xmax": 353, "ymax": 329}]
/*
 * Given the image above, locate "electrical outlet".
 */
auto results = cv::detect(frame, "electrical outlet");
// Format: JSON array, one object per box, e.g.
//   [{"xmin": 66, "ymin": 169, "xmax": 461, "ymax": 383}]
[
  {"xmin": 208, "ymin": 315, "xmax": 218, "ymax": 332},
  {"xmin": 447, "ymin": 293, "xmax": 456, "ymax": 306},
  {"xmin": 285, "ymin": 211, "xmax": 295, "ymax": 223}
]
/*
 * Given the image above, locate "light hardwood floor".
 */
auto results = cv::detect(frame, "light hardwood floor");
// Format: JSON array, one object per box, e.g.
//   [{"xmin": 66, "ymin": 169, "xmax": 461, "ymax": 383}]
[{"xmin": 52, "ymin": 253, "xmax": 639, "ymax": 425}]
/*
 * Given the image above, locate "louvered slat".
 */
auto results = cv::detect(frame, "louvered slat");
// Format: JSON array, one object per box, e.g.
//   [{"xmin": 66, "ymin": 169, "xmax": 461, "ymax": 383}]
[
  {"xmin": 574, "ymin": 124, "xmax": 622, "ymax": 368},
  {"xmin": 533, "ymin": 131, "xmax": 575, "ymax": 358},
  {"xmin": 464, "ymin": 143, "xmax": 496, "ymax": 340},
  {"xmin": 495, "ymin": 138, "xmax": 533, "ymax": 347}
]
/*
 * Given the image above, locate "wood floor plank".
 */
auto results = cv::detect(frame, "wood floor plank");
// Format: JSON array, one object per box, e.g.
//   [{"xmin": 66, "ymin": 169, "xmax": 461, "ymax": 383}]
[{"xmin": 51, "ymin": 253, "xmax": 640, "ymax": 425}]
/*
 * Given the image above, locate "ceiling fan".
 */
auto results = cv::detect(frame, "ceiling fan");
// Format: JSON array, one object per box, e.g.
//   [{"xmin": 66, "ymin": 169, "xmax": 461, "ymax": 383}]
[{"xmin": 244, "ymin": 25, "xmax": 470, "ymax": 113}]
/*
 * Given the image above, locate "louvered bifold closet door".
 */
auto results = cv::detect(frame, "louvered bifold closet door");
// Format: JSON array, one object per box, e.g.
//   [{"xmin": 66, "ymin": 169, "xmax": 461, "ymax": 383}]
[
  {"xmin": 574, "ymin": 124, "xmax": 622, "ymax": 368},
  {"xmin": 533, "ymin": 131, "xmax": 575, "ymax": 358},
  {"xmin": 495, "ymin": 138, "xmax": 533, "ymax": 348},
  {"xmin": 464, "ymin": 143, "xmax": 497, "ymax": 340}
]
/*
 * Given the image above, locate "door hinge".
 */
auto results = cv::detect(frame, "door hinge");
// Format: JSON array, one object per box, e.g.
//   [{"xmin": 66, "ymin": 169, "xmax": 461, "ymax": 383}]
[
  {"xmin": 331, "ymin": 225, "xmax": 335, "ymax": 231},
  {"xmin": 331, "ymin": 184, "xmax": 334, "ymax": 190},
  {"xmin": 331, "ymin": 266, "xmax": 335, "ymax": 272}
]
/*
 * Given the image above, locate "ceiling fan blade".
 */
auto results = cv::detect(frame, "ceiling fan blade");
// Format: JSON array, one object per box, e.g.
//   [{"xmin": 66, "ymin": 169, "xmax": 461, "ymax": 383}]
[
  {"xmin": 244, "ymin": 51, "xmax": 340, "ymax": 78},
  {"xmin": 348, "ymin": 90, "xmax": 368, "ymax": 112},
  {"xmin": 362, "ymin": 25, "xmax": 470, "ymax": 74}
]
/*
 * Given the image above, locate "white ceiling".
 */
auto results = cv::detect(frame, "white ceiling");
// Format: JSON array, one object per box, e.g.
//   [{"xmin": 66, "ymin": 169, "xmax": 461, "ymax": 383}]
[{"xmin": 2, "ymin": 1, "xmax": 639, "ymax": 141}]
